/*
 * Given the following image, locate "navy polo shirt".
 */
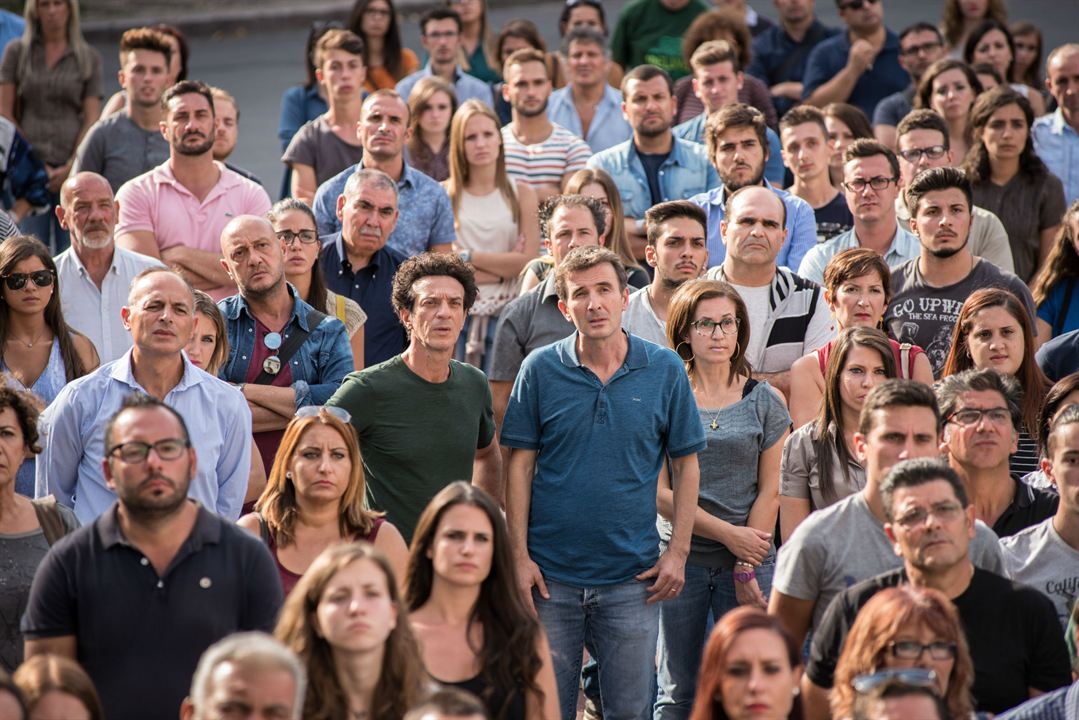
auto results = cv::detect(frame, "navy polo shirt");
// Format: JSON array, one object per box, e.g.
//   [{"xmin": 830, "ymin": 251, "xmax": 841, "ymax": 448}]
[
  {"xmin": 501, "ymin": 331, "xmax": 706, "ymax": 586},
  {"xmin": 21, "ymin": 502, "xmax": 283, "ymax": 720},
  {"xmin": 748, "ymin": 19, "xmax": 839, "ymax": 115},
  {"xmin": 801, "ymin": 29, "xmax": 910, "ymax": 120},
  {"xmin": 320, "ymin": 233, "xmax": 408, "ymax": 366}
]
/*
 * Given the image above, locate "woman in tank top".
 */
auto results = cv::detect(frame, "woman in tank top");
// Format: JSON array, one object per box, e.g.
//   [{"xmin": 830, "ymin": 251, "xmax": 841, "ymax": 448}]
[
  {"xmin": 238, "ymin": 406, "xmax": 408, "ymax": 595},
  {"xmin": 443, "ymin": 100, "xmax": 539, "ymax": 373},
  {"xmin": 407, "ymin": 482, "xmax": 558, "ymax": 720}
]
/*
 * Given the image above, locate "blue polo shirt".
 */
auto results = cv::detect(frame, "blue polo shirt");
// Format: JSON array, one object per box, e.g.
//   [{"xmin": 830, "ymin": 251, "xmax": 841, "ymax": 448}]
[
  {"xmin": 802, "ymin": 29, "xmax": 909, "ymax": 120},
  {"xmin": 319, "ymin": 235, "xmax": 407, "ymax": 366},
  {"xmin": 501, "ymin": 331, "xmax": 706, "ymax": 586}
]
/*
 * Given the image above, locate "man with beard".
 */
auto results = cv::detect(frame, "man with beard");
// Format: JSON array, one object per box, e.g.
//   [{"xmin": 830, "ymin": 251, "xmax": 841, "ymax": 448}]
[
  {"xmin": 36, "ymin": 268, "xmax": 252, "ymax": 523},
  {"xmin": 54, "ymin": 171, "xmax": 165, "ymax": 363},
  {"xmin": 72, "ymin": 28, "xmax": 173, "ymax": 193},
  {"xmin": 622, "ymin": 200, "xmax": 708, "ymax": 346},
  {"xmin": 217, "ymin": 215, "xmax": 352, "ymax": 473},
  {"xmin": 502, "ymin": 49, "xmax": 591, "ymax": 203},
  {"xmin": 589, "ymin": 64, "xmax": 717, "ymax": 262},
  {"xmin": 23, "ymin": 393, "xmax": 282, "ymax": 720},
  {"xmin": 884, "ymin": 167, "xmax": 1033, "ymax": 377},
  {"xmin": 114, "ymin": 81, "xmax": 271, "ymax": 300},
  {"xmin": 210, "ymin": 87, "xmax": 261, "ymax": 187},
  {"xmin": 690, "ymin": 103, "xmax": 817, "ymax": 271}
]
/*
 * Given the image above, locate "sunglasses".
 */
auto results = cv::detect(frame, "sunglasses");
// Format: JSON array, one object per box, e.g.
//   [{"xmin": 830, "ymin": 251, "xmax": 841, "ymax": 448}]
[
  {"xmin": 295, "ymin": 405, "xmax": 353, "ymax": 423},
  {"xmin": 839, "ymin": 0, "xmax": 879, "ymax": 10},
  {"xmin": 852, "ymin": 668, "xmax": 939, "ymax": 695},
  {"xmin": 3, "ymin": 270, "xmax": 54, "ymax": 290}
]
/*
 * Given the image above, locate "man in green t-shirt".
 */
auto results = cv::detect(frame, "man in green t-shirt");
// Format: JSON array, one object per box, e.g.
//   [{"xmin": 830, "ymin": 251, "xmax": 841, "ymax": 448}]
[
  {"xmin": 610, "ymin": 0, "xmax": 710, "ymax": 80},
  {"xmin": 328, "ymin": 253, "xmax": 501, "ymax": 541}
]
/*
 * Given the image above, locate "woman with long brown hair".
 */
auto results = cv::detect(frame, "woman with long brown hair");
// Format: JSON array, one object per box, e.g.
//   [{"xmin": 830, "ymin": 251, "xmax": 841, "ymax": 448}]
[
  {"xmin": 688, "ymin": 607, "xmax": 803, "ymax": 720},
  {"xmin": 276, "ymin": 542, "xmax": 427, "ymax": 720},
  {"xmin": 940, "ymin": 0, "xmax": 1007, "ymax": 55},
  {"xmin": 407, "ymin": 481, "xmax": 557, "ymax": 720},
  {"xmin": 822, "ymin": 103, "xmax": 873, "ymax": 187},
  {"xmin": 12, "ymin": 654, "xmax": 104, "ymax": 720},
  {"xmin": 942, "ymin": 287, "xmax": 1052, "ymax": 476},
  {"xmin": 1031, "ymin": 200, "xmax": 1079, "ymax": 340},
  {"xmin": 406, "ymin": 76, "xmax": 457, "ymax": 182},
  {"xmin": 239, "ymin": 408, "xmax": 408, "ymax": 595},
  {"xmin": 915, "ymin": 59, "xmax": 982, "ymax": 163},
  {"xmin": 0, "ymin": 235, "xmax": 97, "ymax": 496},
  {"xmin": 348, "ymin": 0, "xmax": 419, "ymax": 91}
]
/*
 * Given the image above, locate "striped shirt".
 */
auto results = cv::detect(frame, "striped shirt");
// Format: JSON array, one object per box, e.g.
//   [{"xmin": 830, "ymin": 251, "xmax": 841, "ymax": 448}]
[{"xmin": 501, "ymin": 123, "xmax": 590, "ymax": 190}]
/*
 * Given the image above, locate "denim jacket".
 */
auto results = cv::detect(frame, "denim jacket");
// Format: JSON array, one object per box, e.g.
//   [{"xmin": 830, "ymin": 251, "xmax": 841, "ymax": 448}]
[
  {"xmin": 587, "ymin": 136, "xmax": 720, "ymax": 219},
  {"xmin": 218, "ymin": 284, "xmax": 353, "ymax": 407}
]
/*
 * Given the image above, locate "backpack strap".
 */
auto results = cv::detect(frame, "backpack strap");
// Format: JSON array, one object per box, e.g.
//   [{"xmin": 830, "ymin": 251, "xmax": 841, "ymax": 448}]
[{"xmin": 31, "ymin": 495, "xmax": 67, "ymax": 547}]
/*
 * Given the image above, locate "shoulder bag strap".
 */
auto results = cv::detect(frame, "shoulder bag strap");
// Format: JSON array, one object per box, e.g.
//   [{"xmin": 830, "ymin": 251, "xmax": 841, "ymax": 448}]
[
  {"xmin": 252, "ymin": 309, "xmax": 328, "ymax": 385},
  {"xmin": 31, "ymin": 495, "xmax": 67, "ymax": 546}
]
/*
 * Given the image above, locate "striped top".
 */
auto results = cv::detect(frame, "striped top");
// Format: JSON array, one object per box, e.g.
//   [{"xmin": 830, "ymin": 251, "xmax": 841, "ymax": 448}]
[{"xmin": 501, "ymin": 123, "xmax": 590, "ymax": 189}]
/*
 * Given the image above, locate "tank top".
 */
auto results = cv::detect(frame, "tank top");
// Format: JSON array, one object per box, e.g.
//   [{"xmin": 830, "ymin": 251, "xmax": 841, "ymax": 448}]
[
  {"xmin": 260, "ymin": 516, "xmax": 385, "ymax": 596},
  {"xmin": 438, "ymin": 673, "xmax": 526, "ymax": 720},
  {"xmin": 456, "ymin": 188, "xmax": 520, "ymax": 316},
  {"xmin": 5, "ymin": 338, "xmax": 67, "ymax": 497}
]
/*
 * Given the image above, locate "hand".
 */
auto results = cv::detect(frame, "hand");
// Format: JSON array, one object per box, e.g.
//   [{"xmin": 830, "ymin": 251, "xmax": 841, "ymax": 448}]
[
  {"xmin": 516, "ymin": 556, "xmax": 549, "ymax": 615},
  {"xmin": 771, "ymin": 81, "xmax": 804, "ymax": 100},
  {"xmin": 734, "ymin": 576, "xmax": 767, "ymax": 609},
  {"xmin": 848, "ymin": 39, "xmax": 879, "ymax": 73},
  {"xmin": 636, "ymin": 548, "xmax": 686, "ymax": 604},
  {"xmin": 724, "ymin": 526, "xmax": 772, "ymax": 565},
  {"xmin": 46, "ymin": 162, "xmax": 71, "ymax": 193}
]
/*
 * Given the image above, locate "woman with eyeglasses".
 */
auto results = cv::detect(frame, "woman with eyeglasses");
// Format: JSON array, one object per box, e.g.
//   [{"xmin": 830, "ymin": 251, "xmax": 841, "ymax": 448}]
[
  {"xmin": 656, "ymin": 280, "xmax": 791, "ymax": 719},
  {"xmin": 239, "ymin": 406, "xmax": 408, "ymax": 596},
  {"xmin": 446, "ymin": 0, "xmax": 500, "ymax": 83},
  {"xmin": 832, "ymin": 586, "xmax": 974, "ymax": 720},
  {"xmin": 914, "ymin": 59, "xmax": 982, "ymax": 165},
  {"xmin": 688, "ymin": 607, "xmax": 803, "ymax": 720},
  {"xmin": 964, "ymin": 20, "xmax": 1046, "ymax": 116},
  {"xmin": 276, "ymin": 542, "xmax": 428, "ymax": 719},
  {"xmin": 963, "ymin": 86, "xmax": 1065, "ymax": 283},
  {"xmin": 789, "ymin": 249, "xmax": 933, "ymax": 429},
  {"xmin": 268, "ymin": 198, "xmax": 365, "ymax": 371},
  {"xmin": 942, "ymin": 288, "xmax": 1052, "ymax": 477},
  {"xmin": 348, "ymin": 0, "xmax": 419, "ymax": 91},
  {"xmin": 781, "ymin": 327, "xmax": 897, "ymax": 541},
  {"xmin": 0, "ymin": 235, "xmax": 97, "ymax": 496}
]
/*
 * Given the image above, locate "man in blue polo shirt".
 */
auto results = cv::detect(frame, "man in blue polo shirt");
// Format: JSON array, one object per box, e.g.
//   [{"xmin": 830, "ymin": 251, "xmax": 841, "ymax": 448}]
[
  {"xmin": 319, "ymin": 168, "xmax": 408, "ymax": 367},
  {"xmin": 801, "ymin": 0, "xmax": 909, "ymax": 120},
  {"xmin": 502, "ymin": 245, "xmax": 703, "ymax": 720}
]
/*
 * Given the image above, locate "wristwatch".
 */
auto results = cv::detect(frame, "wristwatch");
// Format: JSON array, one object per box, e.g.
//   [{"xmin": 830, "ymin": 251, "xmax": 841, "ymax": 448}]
[{"xmin": 733, "ymin": 562, "xmax": 756, "ymax": 583}]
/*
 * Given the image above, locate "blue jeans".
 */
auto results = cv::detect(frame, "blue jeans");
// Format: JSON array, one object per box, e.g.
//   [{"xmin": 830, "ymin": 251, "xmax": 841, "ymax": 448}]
[
  {"xmin": 536, "ymin": 578, "xmax": 660, "ymax": 720},
  {"xmin": 654, "ymin": 559, "xmax": 775, "ymax": 720},
  {"xmin": 19, "ymin": 189, "xmax": 68, "ymax": 254}
]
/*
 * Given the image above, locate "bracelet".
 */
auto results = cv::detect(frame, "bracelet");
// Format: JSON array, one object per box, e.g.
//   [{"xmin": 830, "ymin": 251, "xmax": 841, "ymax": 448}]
[
  {"xmin": 735, "ymin": 560, "xmax": 755, "ymax": 568},
  {"xmin": 733, "ymin": 566, "xmax": 756, "ymax": 583}
]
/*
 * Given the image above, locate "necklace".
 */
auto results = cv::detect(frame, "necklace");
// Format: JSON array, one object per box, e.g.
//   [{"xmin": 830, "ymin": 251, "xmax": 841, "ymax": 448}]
[
  {"xmin": 707, "ymin": 409, "xmax": 722, "ymax": 431},
  {"xmin": 6, "ymin": 330, "xmax": 49, "ymax": 348}
]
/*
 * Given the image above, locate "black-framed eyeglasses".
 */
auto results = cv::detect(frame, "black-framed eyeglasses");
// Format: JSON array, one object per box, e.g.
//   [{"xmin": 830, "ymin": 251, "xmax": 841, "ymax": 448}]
[
  {"xmin": 838, "ymin": 0, "xmax": 879, "ymax": 10},
  {"xmin": 275, "ymin": 229, "xmax": 318, "ymax": 246},
  {"xmin": 900, "ymin": 40, "xmax": 943, "ymax": 57},
  {"xmin": 691, "ymin": 317, "xmax": 740, "ymax": 337},
  {"xmin": 852, "ymin": 668, "xmax": 938, "ymax": 695},
  {"xmin": 895, "ymin": 501, "xmax": 964, "ymax": 529},
  {"xmin": 947, "ymin": 407, "xmax": 1012, "ymax": 427},
  {"xmin": 898, "ymin": 145, "xmax": 948, "ymax": 163},
  {"xmin": 107, "ymin": 438, "xmax": 190, "ymax": 464},
  {"xmin": 889, "ymin": 640, "xmax": 958, "ymax": 661},
  {"xmin": 843, "ymin": 176, "xmax": 897, "ymax": 193},
  {"xmin": 3, "ymin": 270, "xmax": 54, "ymax": 291}
]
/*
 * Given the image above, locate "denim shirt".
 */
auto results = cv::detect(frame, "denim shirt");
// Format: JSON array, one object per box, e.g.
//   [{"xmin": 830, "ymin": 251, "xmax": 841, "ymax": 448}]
[
  {"xmin": 673, "ymin": 114, "xmax": 786, "ymax": 186},
  {"xmin": 218, "ymin": 284, "xmax": 353, "ymax": 407},
  {"xmin": 547, "ymin": 84, "xmax": 632, "ymax": 153},
  {"xmin": 587, "ymin": 136, "xmax": 719, "ymax": 219}
]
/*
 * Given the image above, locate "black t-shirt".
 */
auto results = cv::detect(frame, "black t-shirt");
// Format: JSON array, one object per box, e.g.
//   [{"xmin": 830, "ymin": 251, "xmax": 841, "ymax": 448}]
[
  {"xmin": 994, "ymin": 476, "xmax": 1059, "ymax": 538},
  {"xmin": 812, "ymin": 190, "xmax": 853, "ymax": 241},
  {"xmin": 637, "ymin": 148, "xmax": 671, "ymax": 207},
  {"xmin": 807, "ymin": 567, "xmax": 1071, "ymax": 714}
]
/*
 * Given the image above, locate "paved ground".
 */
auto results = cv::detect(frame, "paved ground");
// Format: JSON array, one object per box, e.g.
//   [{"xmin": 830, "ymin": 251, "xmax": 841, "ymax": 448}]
[{"xmin": 84, "ymin": 0, "xmax": 1075, "ymax": 196}]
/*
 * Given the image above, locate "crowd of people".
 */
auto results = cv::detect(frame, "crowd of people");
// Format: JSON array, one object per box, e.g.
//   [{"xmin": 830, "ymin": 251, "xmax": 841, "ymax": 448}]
[{"xmin": 0, "ymin": 0, "xmax": 1078, "ymax": 718}]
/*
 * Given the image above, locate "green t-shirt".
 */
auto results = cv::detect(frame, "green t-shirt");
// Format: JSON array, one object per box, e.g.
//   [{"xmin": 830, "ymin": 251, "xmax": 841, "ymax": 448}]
[
  {"xmin": 610, "ymin": 0, "xmax": 709, "ymax": 79},
  {"xmin": 327, "ymin": 356, "xmax": 495, "ymax": 542}
]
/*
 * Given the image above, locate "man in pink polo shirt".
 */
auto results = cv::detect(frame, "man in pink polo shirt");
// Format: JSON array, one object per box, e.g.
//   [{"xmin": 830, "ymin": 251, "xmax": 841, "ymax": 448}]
[{"xmin": 115, "ymin": 80, "xmax": 271, "ymax": 300}]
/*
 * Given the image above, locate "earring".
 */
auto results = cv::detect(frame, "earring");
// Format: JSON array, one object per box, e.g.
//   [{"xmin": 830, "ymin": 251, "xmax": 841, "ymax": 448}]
[
  {"xmin": 792, "ymin": 686, "xmax": 800, "ymax": 697},
  {"xmin": 285, "ymin": 471, "xmax": 292, "ymax": 480},
  {"xmin": 674, "ymin": 341, "xmax": 695, "ymax": 363},
  {"xmin": 733, "ymin": 340, "xmax": 740, "ymax": 357}
]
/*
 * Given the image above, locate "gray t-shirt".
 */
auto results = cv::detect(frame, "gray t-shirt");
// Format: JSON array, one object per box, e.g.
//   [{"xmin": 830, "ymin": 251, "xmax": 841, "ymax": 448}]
[
  {"xmin": 885, "ymin": 258, "xmax": 1035, "ymax": 377},
  {"xmin": 72, "ymin": 112, "xmax": 169, "ymax": 193},
  {"xmin": 622, "ymin": 287, "xmax": 669, "ymax": 348},
  {"xmin": 489, "ymin": 274, "xmax": 574, "ymax": 383},
  {"xmin": 282, "ymin": 115, "xmax": 364, "ymax": 186},
  {"xmin": 1000, "ymin": 518, "xmax": 1079, "ymax": 630},
  {"xmin": 0, "ymin": 504, "xmax": 79, "ymax": 672},
  {"xmin": 780, "ymin": 422, "xmax": 866, "ymax": 510},
  {"xmin": 660, "ymin": 380, "xmax": 790, "ymax": 568},
  {"xmin": 773, "ymin": 491, "xmax": 1005, "ymax": 631}
]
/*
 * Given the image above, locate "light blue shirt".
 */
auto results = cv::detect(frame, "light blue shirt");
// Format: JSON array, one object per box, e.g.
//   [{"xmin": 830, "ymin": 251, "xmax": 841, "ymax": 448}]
[
  {"xmin": 797, "ymin": 223, "xmax": 919, "ymax": 285},
  {"xmin": 673, "ymin": 113, "xmax": 786, "ymax": 187},
  {"xmin": 54, "ymin": 245, "xmax": 165, "ymax": 364},
  {"xmin": 36, "ymin": 349, "xmax": 253, "ymax": 524},
  {"xmin": 690, "ymin": 180, "xmax": 818, "ymax": 271},
  {"xmin": 396, "ymin": 63, "xmax": 494, "ymax": 107},
  {"xmin": 1033, "ymin": 109, "xmax": 1079, "ymax": 205},
  {"xmin": 587, "ymin": 136, "xmax": 719, "ymax": 220},
  {"xmin": 547, "ymin": 84, "xmax": 632, "ymax": 153},
  {"xmin": 312, "ymin": 160, "xmax": 456, "ymax": 255}
]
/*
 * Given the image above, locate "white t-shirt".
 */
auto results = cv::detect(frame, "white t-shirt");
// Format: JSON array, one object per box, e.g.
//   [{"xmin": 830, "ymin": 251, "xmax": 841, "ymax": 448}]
[{"xmin": 1000, "ymin": 518, "xmax": 1079, "ymax": 629}]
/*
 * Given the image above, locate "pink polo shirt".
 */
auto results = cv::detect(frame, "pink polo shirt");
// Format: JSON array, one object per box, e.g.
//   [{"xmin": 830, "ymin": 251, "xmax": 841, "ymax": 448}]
[{"xmin": 116, "ymin": 160, "xmax": 271, "ymax": 296}]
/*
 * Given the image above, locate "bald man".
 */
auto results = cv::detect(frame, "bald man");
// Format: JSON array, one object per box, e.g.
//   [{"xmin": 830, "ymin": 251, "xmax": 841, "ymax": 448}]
[
  {"xmin": 704, "ymin": 185, "xmax": 833, "ymax": 397},
  {"xmin": 55, "ymin": 171, "xmax": 165, "ymax": 363},
  {"xmin": 1034, "ymin": 44, "xmax": 1079, "ymax": 204},
  {"xmin": 216, "ymin": 215, "xmax": 352, "ymax": 473}
]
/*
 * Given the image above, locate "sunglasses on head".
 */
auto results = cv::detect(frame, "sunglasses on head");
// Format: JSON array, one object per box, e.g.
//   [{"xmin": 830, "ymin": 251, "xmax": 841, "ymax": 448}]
[{"xmin": 3, "ymin": 270, "xmax": 54, "ymax": 290}]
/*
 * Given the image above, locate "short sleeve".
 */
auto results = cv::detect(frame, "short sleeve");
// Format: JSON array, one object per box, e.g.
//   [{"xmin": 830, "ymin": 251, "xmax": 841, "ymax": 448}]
[
  {"xmin": 772, "ymin": 517, "xmax": 825, "ymax": 601},
  {"xmin": 564, "ymin": 136, "xmax": 591, "ymax": 175},
  {"xmin": 500, "ymin": 355, "xmax": 543, "ymax": 449},
  {"xmin": 0, "ymin": 40, "xmax": 22, "ymax": 85},
  {"xmin": 1022, "ymin": 588, "xmax": 1073, "ymax": 692},
  {"xmin": 805, "ymin": 591, "xmax": 852, "ymax": 688},
  {"xmin": 800, "ymin": 43, "xmax": 831, "ymax": 100},
  {"xmin": 664, "ymin": 357, "xmax": 708, "ymax": 458},
  {"xmin": 1037, "ymin": 283, "xmax": 1063, "ymax": 328},
  {"xmin": 489, "ymin": 301, "xmax": 529, "ymax": 382},
  {"xmin": 428, "ymin": 185, "xmax": 457, "ymax": 248},
  {"xmin": 1039, "ymin": 173, "xmax": 1067, "ymax": 232},
  {"xmin": 282, "ymin": 120, "xmax": 319, "ymax": 166},
  {"xmin": 239, "ymin": 538, "xmax": 285, "ymax": 633},
  {"xmin": 20, "ymin": 541, "xmax": 78, "ymax": 638},
  {"xmin": 780, "ymin": 428, "xmax": 812, "ymax": 499},
  {"xmin": 83, "ymin": 48, "xmax": 102, "ymax": 99},
  {"xmin": 327, "ymin": 372, "xmax": 374, "ymax": 435},
  {"xmin": 476, "ymin": 377, "xmax": 496, "ymax": 449},
  {"xmin": 803, "ymin": 288, "xmax": 837, "ymax": 355},
  {"xmin": 758, "ymin": 382, "xmax": 791, "ymax": 450},
  {"xmin": 115, "ymin": 177, "xmax": 156, "ymax": 236}
]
